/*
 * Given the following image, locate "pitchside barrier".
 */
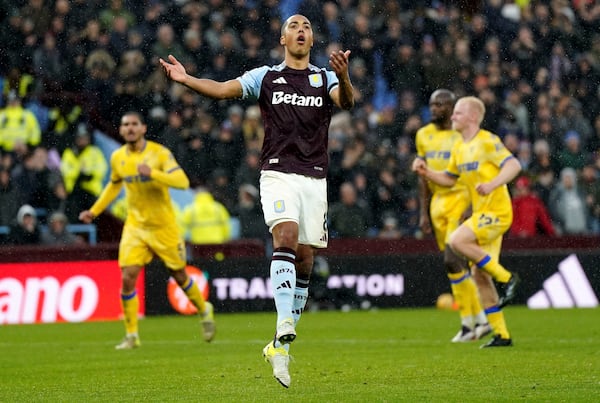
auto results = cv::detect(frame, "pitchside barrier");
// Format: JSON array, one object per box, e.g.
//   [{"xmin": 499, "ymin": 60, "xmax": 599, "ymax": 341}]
[{"xmin": 0, "ymin": 238, "xmax": 598, "ymax": 324}]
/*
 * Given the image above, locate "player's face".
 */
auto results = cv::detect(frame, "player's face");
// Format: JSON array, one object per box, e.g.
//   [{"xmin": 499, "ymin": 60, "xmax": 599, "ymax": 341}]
[
  {"xmin": 119, "ymin": 114, "xmax": 147, "ymax": 144},
  {"xmin": 280, "ymin": 15, "xmax": 313, "ymax": 58},
  {"xmin": 451, "ymin": 100, "xmax": 470, "ymax": 132},
  {"xmin": 429, "ymin": 95, "xmax": 452, "ymax": 125}
]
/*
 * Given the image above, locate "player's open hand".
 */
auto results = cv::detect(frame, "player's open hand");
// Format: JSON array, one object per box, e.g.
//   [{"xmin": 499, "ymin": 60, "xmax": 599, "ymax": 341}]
[
  {"xmin": 79, "ymin": 210, "xmax": 94, "ymax": 224},
  {"xmin": 159, "ymin": 54, "xmax": 187, "ymax": 83},
  {"xmin": 329, "ymin": 50, "xmax": 351, "ymax": 76}
]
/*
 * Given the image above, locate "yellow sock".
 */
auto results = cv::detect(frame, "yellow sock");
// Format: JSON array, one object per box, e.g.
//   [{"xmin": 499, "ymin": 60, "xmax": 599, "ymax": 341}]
[
  {"xmin": 476, "ymin": 255, "xmax": 511, "ymax": 283},
  {"xmin": 448, "ymin": 270, "xmax": 477, "ymax": 321},
  {"xmin": 182, "ymin": 277, "xmax": 206, "ymax": 314},
  {"xmin": 121, "ymin": 291, "xmax": 139, "ymax": 335},
  {"xmin": 485, "ymin": 306, "xmax": 510, "ymax": 339}
]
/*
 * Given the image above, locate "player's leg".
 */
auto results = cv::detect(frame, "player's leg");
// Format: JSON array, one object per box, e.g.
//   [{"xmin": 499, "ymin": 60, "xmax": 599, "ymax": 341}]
[
  {"xmin": 115, "ymin": 225, "xmax": 152, "ymax": 349},
  {"xmin": 444, "ymin": 247, "xmax": 485, "ymax": 342},
  {"xmin": 154, "ymin": 225, "xmax": 215, "ymax": 342},
  {"xmin": 472, "ymin": 269, "xmax": 512, "ymax": 347},
  {"xmin": 116, "ymin": 264, "xmax": 143, "ymax": 349},
  {"xmin": 432, "ymin": 192, "xmax": 483, "ymax": 342},
  {"xmin": 473, "ymin": 237, "xmax": 512, "ymax": 347},
  {"xmin": 293, "ymin": 244, "xmax": 313, "ymax": 326},
  {"xmin": 261, "ymin": 171, "xmax": 303, "ymax": 345},
  {"xmin": 449, "ymin": 218, "xmax": 519, "ymax": 307},
  {"xmin": 262, "ymin": 220, "xmax": 297, "ymax": 388},
  {"xmin": 292, "ymin": 175, "xmax": 326, "ymax": 330}
]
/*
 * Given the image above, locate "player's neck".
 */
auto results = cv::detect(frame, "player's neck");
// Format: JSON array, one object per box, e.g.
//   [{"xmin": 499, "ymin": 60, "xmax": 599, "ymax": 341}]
[
  {"xmin": 127, "ymin": 138, "xmax": 146, "ymax": 152},
  {"xmin": 461, "ymin": 126, "xmax": 479, "ymax": 142},
  {"xmin": 284, "ymin": 54, "xmax": 310, "ymax": 70},
  {"xmin": 437, "ymin": 120, "xmax": 452, "ymax": 131}
]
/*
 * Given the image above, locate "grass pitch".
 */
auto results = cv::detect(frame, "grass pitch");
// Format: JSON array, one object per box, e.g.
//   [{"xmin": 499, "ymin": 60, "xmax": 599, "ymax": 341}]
[{"xmin": 1, "ymin": 307, "xmax": 599, "ymax": 402}]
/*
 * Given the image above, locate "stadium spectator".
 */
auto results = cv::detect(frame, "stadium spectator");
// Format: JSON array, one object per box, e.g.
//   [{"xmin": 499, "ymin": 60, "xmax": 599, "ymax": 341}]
[
  {"xmin": 580, "ymin": 162, "xmax": 600, "ymax": 235},
  {"xmin": 398, "ymin": 191, "xmax": 421, "ymax": 238},
  {"xmin": 79, "ymin": 111, "xmax": 216, "ymax": 349},
  {"xmin": 529, "ymin": 139, "xmax": 561, "ymax": 178},
  {"xmin": 181, "ymin": 185, "xmax": 231, "ymax": 245},
  {"xmin": 234, "ymin": 149, "xmax": 261, "ymax": 191},
  {"xmin": 235, "ymin": 183, "xmax": 267, "ymax": 241},
  {"xmin": 0, "ymin": 90, "xmax": 41, "ymax": 156},
  {"xmin": 241, "ymin": 105, "xmax": 264, "ymax": 151},
  {"xmin": 0, "ymin": 166, "xmax": 21, "ymax": 228},
  {"xmin": 160, "ymin": 14, "xmax": 354, "ymax": 388},
  {"xmin": 177, "ymin": 129, "xmax": 212, "ymax": 189},
  {"xmin": 7, "ymin": 204, "xmax": 41, "ymax": 245},
  {"xmin": 549, "ymin": 167, "xmax": 590, "ymax": 235},
  {"xmin": 44, "ymin": 94, "xmax": 85, "ymax": 154},
  {"xmin": 557, "ymin": 130, "xmax": 588, "ymax": 171},
  {"xmin": 41, "ymin": 211, "xmax": 82, "ymax": 245},
  {"xmin": 11, "ymin": 146, "xmax": 65, "ymax": 214},
  {"xmin": 60, "ymin": 123, "xmax": 108, "ymax": 223},
  {"xmin": 510, "ymin": 176, "xmax": 556, "ymax": 238},
  {"xmin": 328, "ymin": 181, "xmax": 372, "ymax": 239}
]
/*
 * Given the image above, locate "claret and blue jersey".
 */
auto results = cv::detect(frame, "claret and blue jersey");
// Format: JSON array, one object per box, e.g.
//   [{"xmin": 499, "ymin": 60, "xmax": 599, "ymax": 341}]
[{"xmin": 237, "ymin": 63, "xmax": 339, "ymax": 179}]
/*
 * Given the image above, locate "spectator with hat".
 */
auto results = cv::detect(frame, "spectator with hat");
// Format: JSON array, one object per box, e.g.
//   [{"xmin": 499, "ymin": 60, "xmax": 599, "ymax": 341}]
[
  {"xmin": 7, "ymin": 204, "xmax": 41, "ymax": 245},
  {"xmin": 41, "ymin": 211, "xmax": 82, "ymax": 245},
  {"xmin": 557, "ymin": 130, "xmax": 588, "ymax": 171}
]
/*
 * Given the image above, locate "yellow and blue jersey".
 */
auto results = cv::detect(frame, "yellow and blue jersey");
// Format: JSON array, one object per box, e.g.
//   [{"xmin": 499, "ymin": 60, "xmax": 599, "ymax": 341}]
[
  {"xmin": 105, "ymin": 140, "xmax": 184, "ymax": 228},
  {"xmin": 445, "ymin": 129, "xmax": 514, "ymax": 217},
  {"xmin": 416, "ymin": 123, "xmax": 466, "ymax": 195}
]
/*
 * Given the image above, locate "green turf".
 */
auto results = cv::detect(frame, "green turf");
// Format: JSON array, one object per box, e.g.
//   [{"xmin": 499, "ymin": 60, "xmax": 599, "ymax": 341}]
[{"xmin": 1, "ymin": 307, "xmax": 599, "ymax": 402}]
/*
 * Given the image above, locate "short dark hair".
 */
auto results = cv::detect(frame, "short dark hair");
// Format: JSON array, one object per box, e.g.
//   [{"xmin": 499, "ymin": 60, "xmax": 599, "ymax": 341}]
[{"xmin": 122, "ymin": 111, "xmax": 145, "ymax": 124}]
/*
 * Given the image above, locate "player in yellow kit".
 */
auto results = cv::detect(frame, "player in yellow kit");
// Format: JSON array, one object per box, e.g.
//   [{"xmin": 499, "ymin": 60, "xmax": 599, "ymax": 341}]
[
  {"xmin": 79, "ymin": 111, "xmax": 215, "ymax": 348},
  {"xmin": 415, "ymin": 89, "xmax": 491, "ymax": 343},
  {"xmin": 413, "ymin": 96, "xmax": 521, "ymax": 347}
]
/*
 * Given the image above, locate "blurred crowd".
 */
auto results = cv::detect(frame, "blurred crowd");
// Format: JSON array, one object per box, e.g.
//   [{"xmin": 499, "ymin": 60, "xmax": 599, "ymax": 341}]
[{"xmin": 1, "ymin": 0, "xmax": 599, "ymax": 247}]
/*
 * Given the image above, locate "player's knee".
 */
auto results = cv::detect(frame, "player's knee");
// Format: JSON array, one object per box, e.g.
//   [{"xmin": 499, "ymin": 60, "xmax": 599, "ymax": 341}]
[
  {"xmin": 168, "ymin": 268, "xmax": 187, "ymax": 286},
  {"xmin": 443, "ymin": 246, "xmax": 464, "ymax": 274}
]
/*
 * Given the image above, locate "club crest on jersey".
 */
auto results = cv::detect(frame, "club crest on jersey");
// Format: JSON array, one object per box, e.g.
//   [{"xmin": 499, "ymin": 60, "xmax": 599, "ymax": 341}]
[
  {"xmin": 309, "ymin": 74, "xmax": 323, "ymax": 88},
  {"xmin": 274, "ymin": 200, "xmax": 285, "ymax": 213}
]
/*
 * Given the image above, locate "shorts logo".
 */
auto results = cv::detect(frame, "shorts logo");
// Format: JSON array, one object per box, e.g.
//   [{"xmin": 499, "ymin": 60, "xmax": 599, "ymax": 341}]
[
  {"xmin": 274, "ymin": 200, "xmax": 285, "ymax": 213},
  {"xmin": 309, "ymin": 73, "xmax": 323, "ymax": 88}
]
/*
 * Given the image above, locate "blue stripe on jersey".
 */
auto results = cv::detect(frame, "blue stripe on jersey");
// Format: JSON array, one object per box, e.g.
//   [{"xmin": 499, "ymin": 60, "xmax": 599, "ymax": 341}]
[{"xmin": 499, "ymin": 155, "xmax": 515, "ymax": 168}]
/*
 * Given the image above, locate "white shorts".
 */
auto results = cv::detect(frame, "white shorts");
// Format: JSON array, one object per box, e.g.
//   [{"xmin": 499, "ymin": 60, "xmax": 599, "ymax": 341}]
[{"xmin": 260, "ymin": 170, "xmax": 328, "ymax": 248}]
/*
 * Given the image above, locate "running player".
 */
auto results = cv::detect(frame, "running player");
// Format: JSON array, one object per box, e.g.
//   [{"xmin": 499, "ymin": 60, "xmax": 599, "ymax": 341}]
[
  {"xmin": 413, "ymin": 96, "xmax": 521, "ymax": 347},
  {"xmin": 79, "ymin": 111, "xmax": 216, "ymax": 349},
  {"xmin": 415, "ymin": 89, "xmax": 492, "ymax": 343}
]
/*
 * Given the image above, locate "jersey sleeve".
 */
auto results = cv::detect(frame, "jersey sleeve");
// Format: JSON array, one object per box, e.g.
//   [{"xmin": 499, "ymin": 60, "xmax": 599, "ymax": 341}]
[
  {"xmin": 445, "ymin": 142, "xmax": 460, "ymax": 177},
  {"xmin": 488, "ymin": 134, "xmax": 514, "ymax": 168},
  {"xmin": 415, "ymin": 129, "xmax": 425, "ymax": 159},
  {"xmin": 237, "ymin": 66, "xmax": 269, "ymax": 99},
  {"xmin": 325, "ymin": 70, "xmax": 339, "ymax": 93},
  {"xmin": 109, "ymin": 151, "xmax": 122, "ymax": 183}
]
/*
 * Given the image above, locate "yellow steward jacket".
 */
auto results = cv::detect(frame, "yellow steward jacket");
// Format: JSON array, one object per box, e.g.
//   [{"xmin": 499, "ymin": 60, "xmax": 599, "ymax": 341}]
[
  {"xmin": 0, "ymin": 105, "xmax": 41, "ymax": 151},
  {"xmin": 60, "ymin": 145, "xmax": 108, "ymax": 196},
  {"xmin": 182, "ymin": 191, "xmax": 231, "ymax": 244}
]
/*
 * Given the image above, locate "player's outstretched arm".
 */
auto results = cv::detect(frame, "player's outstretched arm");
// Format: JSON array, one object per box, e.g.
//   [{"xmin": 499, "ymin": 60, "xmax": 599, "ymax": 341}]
[
  {"xmin": 79, "ymin": 180, "xmax": 123, "ymax": 222},
  {"xmin": 159, "ymin": 54, "xmax": 242, "ymax": 100}
]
